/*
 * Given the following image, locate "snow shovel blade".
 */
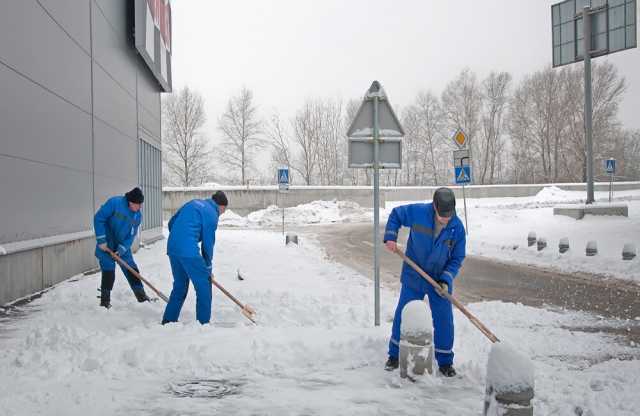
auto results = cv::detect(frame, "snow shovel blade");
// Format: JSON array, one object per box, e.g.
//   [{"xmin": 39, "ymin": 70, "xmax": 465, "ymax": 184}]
[
  {"xmin": 241, "ymin": 307, "xmax": 257, "ymax": 324},
  {"xmin": 243, "ymin": 304, "xmax": 256, "ymax": 316}
]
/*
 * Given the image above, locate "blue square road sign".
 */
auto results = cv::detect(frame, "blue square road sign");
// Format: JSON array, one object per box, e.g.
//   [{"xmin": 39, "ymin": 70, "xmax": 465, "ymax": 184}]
[
  {"xmin": 454, "ymin": 166, "xmax": 472, "ymax": 184},
  {"xmin": 605, "ymin": 159, "xmax": 616, "ymax": 174}
]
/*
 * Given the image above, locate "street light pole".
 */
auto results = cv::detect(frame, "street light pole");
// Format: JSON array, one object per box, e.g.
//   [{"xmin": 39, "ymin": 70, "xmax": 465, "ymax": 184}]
[{"xmin": 583, "ymin": 5, "xmax": 595, "ymax": 204}]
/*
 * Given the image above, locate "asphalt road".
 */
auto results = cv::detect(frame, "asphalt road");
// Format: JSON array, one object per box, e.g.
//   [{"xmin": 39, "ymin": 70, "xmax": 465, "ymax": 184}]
[{"xmin": 301, "ymin": 223, "xmax": 640, "ymax": 343}]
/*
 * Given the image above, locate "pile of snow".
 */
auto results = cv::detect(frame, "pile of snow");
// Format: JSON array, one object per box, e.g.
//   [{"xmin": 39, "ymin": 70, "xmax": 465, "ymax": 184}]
[
  {"xmin": 218, "ymin": 209, "xmax": 249, "ymax": 227},
  {"xmin": 220, "ymin": 200, "xmax": 372, "ymax": 227},
  {"xmin": 400, "ymin": 300, "xmax": 431, "ymax": 336},
  {"xmin": 0, "ymin": 245, "xmax": 6, "ymax": 255},
  {"xmin": 533, "ymin": 185, "xmax": 571, "ymax": 202},
  {"xmin": 486, "ymin": 342, "xmax": 535, "ymax": 393}
]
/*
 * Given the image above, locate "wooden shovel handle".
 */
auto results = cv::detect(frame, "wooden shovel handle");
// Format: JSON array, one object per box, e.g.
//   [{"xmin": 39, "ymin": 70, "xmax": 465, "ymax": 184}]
[
  {"xmin": 393, "ymin": 247, "xmax": 499, "ymax": 343},
  {"xmin": 210, "ymin": 275, "xmax": 257, "ymax": 325},
  {"xmin": 106, "ymin": 248, "xmax": 169, "ymax": 303}
]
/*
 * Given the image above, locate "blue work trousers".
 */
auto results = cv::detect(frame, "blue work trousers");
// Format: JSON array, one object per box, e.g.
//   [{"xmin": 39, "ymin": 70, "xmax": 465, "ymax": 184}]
[
  {"xmin": 162, "ymin": 255, "xmax": 212, "ymax": 324},
  {"xmin": 388, "ymin": 283, "xmax": 455, "ymax": 367}
]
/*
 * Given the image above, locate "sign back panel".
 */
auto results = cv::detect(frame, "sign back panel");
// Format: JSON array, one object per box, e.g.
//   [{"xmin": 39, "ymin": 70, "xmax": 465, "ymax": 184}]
[{"xmin": 552, "ymin": 0, "xmax": 636, "ymax": 67}]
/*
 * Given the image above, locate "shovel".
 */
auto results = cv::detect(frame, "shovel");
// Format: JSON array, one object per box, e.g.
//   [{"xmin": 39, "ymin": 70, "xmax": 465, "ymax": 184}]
[
  {"xmin": 210, "ymin": 275, "xmax": 257, "ymax": 325},
  {"xmin": 393, "ymin": 246, "xmax": 499, "ymax": 343},
  {"xmin": 106, "ymin": 248, "xmax": 169, "ymax": 303}
]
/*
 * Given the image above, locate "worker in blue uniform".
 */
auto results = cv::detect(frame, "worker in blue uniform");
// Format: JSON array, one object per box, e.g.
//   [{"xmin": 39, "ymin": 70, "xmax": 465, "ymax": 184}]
[
  {"xmin": 94, "ymin": 187, "xmax": 150, "ymax": 308},
  {"xmin": 383, "ymin": 187, "xmax": 466, "ymax": 377},
  {"xmin": 162, "ymin": 191, "xmax": 228, "ymax": 325}
]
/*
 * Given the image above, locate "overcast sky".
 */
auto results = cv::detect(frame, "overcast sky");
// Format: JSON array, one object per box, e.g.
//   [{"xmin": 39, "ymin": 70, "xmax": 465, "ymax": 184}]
[{"xmin": 170, "ymin": 0, "xmax": 640, "ymax": 151}]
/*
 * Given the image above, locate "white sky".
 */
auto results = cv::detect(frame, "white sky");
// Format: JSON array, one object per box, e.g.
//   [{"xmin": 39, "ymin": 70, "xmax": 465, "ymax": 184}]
[{"xmin": 170, "ymin": 0, "xmax": 640, "ymax": 153}]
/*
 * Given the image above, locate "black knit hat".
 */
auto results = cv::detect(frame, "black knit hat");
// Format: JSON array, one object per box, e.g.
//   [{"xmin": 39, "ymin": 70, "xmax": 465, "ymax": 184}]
[
  {"xmin": 125, "ymin": 187, "xmax": 144, "ymax": 204},
  {"xmin": 212, "ymin": 191, "xmax": 228, "ymax": 207},
  {"xmin": 433, "ymin": 187, "xmax": 455, "ymax": 218}
]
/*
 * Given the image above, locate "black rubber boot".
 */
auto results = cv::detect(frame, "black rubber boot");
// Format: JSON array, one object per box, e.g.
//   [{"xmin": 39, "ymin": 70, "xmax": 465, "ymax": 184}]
[
  {"xmin": 438, "ymin": 365, "xmax": 457, "ymax": 377},
  {"xmin": 134, "ymin": 290, "xmax": 151, "ymax": 303},
  {"xmin": 100, "ymin": 271, "xmax": 115, "ymax": 308},
  {"xmin": 385, "ymin": 356, "xmax": 399, "ymax": 371}
]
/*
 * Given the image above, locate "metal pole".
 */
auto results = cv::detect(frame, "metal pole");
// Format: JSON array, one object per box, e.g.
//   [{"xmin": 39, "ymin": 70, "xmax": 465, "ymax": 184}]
[
  {"xmin": 583, "ymin": 6, "xmax": 595, "ymax": 204},
  {"xmin": 462, "ymin": 184, "xmax": 469, "ymax": 235},
  {"xmin": 373, "ymin": 95, "xmax": 381, "ymax": 327},
  {"xmin": 609, "ymin": 171, "xmax": 613, "ymax": 203}
]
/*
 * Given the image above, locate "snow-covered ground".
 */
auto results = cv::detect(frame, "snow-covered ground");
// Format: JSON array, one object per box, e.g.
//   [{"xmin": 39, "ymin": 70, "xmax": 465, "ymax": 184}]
[
  {"xmin": 1, "ymin": 229, "xmax": 639, "ymax": 415},
  {"xmin": 220, "ymin": 187, "xmax": 640, "ymax": 282}
]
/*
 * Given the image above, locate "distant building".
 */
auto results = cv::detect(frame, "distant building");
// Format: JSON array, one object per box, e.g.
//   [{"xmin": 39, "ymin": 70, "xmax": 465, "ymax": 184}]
[{"xmin": 0, "ymin": 0, "xmax": 172, "ymax": 305}]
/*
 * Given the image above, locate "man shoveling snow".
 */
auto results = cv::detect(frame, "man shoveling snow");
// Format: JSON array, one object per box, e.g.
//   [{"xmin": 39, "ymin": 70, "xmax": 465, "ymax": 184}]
[{"xmin": 383, "ymin": 187, "xmax": 466, "ymax": 377}]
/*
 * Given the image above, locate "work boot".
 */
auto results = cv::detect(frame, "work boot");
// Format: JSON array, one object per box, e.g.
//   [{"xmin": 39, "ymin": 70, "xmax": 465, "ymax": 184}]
[
  {"xmin": 385, "ymin": 356, "xmax": 399, "ymax": 371},
  {"xmin": 438, "ymin": 365, "xmax": 457, "ymax": 377},
  {"xmin": 99, "ymin": 290, "xmax": 111, "ymax": 309},
  {"xmin": 134, "ymin": 290, "xmax": 151, "ymax": 303},
  {"xmin": 100, "ymin": 271, "xmax": 115, "ymax": 308}
]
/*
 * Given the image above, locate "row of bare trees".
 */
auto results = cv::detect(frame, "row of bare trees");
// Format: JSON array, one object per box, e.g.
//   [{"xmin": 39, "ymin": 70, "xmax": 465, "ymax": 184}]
[{"xmin": 162, "ymin": 62, "xmax": 640, "ymax": 187}]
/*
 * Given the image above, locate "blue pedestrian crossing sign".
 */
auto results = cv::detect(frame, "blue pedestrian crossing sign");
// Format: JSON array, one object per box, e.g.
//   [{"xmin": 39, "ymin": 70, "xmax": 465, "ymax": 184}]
[
  {"xmin": 605, "ymin": 158, "xmax": 616, "ymax": 174},
  {"xmin": 455, "ymin": 166, "xmax": 472, "ymax": 184},
  {"xmin": 277, "ymin": 167, "xmax": 289, "ymax": 190}
]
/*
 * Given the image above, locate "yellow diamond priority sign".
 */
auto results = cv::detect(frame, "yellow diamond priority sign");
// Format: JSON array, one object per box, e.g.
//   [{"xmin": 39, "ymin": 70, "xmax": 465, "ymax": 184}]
[{"xmin": 453, "ymin": 129, "xmax": 467, "ymax": 149}]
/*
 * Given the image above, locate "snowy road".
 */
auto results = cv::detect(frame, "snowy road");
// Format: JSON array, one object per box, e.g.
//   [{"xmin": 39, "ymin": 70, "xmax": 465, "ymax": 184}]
[
  {"xmin": 1, "ymin": 229, "xmax": 640, "ymax": 415},
  {"xmin": 307, "ymin": 223, "xmax": 640, "ymax": 343}
]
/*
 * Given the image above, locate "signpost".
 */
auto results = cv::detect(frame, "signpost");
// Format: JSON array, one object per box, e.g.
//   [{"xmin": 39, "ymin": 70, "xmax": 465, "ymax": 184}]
[
  {"xmin": 347, "ymin": 81, "xmax": 404, "ymax": 327},
  {"xmin": 605, "ymin": 158, "xmax": 616, "ymax": 202},
  {"xmin": 452, "ymin": 130, "xmax": 471, "ymax": 234},
  {"xmin": 552, "ymin": 0, "xmax": 637, "ymax": 204},
  {"xmin": 277, "ymin": 166, "xmax": 289, "ymax": 238}
]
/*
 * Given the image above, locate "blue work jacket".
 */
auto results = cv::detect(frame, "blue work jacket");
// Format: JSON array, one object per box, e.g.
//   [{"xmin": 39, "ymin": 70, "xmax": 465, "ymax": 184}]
[
  {"xmin": 166, "ymin": 199, "xmax": 220, "ymax": 269},
  {"xmin": 94, "ymin": 196, "xmax": 142, "ymax": 254},
  {"xmin": 384, "ymin": 202, "xmax": 466, "ymax": 293}
]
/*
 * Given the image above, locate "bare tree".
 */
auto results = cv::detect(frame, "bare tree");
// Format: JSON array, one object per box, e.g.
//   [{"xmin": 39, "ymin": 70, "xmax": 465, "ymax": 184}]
[
  {"xmin": 414, "ymin": 91, "xmax": 447, "ymax": 185},
  {"xmin": 162, "ymin": 86, "xmax": 209, "ymax": 187},
  {"xmin": 620, "ymin": 129, "xmax": 640, "ymax": 180},
  {"xmin": 442, "ymin": 68, "xmax": 483, "ymax": 179},
  {"xmin": 316, "ymin": 98, "xmax": 345, "ymax": 185},
  {"xmin": 292, "ymin": 100, "xmax": 321, "ymax": 185},
  {"xmin": 479, "ymin": 72, "xmax": 511, "ymax": 184},
  {"xmin": 218, "ymin": 87, "xmax": 263, "ymax": 185},
  {"xmin": 265, "ymin": 110, "xmax": 294, "ymax": 179},
  {"xmin": 561, "ymin": 62, "xmax": 625, "ymax": 182}
]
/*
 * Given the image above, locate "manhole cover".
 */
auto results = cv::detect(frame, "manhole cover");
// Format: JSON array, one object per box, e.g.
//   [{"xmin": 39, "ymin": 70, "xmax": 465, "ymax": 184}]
[{"xmin": 168, "ymin": 378, "xmax": 245, "ymax": 399}]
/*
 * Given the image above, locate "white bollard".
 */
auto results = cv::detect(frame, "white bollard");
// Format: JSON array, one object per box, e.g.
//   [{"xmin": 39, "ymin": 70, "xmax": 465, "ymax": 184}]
[
  {"xmin": 527, "ymin": 232, "xmax": 536, "ymax": 247},
  {"xmin": 484, "ymin": 343, "xmax": 535, "ymax": 416},
  {"xmin": 622, "ymin": 243, "xmax": 636, "ymax": 261},
  {"xmin": 559, "ymin": 237, "xmax": 570, "ymax": 254},
  {"xmin": 285, "ymin": 233, "xmax": 299, "ymax": 245},
  {"xmin": 399, "ymin": 300, "xmax": 433, "ymax": 379},
  {"xmin": 536, "ymin": 237, "xmax": 547, "ymax": 251}
]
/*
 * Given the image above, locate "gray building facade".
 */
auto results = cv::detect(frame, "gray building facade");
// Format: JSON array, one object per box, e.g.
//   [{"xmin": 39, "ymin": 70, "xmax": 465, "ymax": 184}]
[{"xmin": 0, "ymin": 1, "xmax": 165, "ymax": 305}]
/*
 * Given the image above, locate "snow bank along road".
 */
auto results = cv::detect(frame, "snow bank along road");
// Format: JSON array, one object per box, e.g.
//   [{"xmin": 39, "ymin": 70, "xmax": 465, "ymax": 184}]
[{"xmin": 1, "ymin": 229, "xmax": 640, "ymax": 415}]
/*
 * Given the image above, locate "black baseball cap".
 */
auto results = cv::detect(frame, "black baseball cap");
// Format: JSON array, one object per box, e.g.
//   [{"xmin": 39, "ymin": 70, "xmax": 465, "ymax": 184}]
[{"xmin": 433, "ymin": 187, "xmax": 456, "ymax": 218}]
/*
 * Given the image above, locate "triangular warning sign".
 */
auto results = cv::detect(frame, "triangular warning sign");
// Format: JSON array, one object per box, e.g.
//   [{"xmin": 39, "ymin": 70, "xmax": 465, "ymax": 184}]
[
  {"xmin": 457, "ymin": 168, "xmax": 469, "ymax": 182},
  {"xmin": 347, "ymin": 82, "xmax": 405, "ymax": 138}
]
